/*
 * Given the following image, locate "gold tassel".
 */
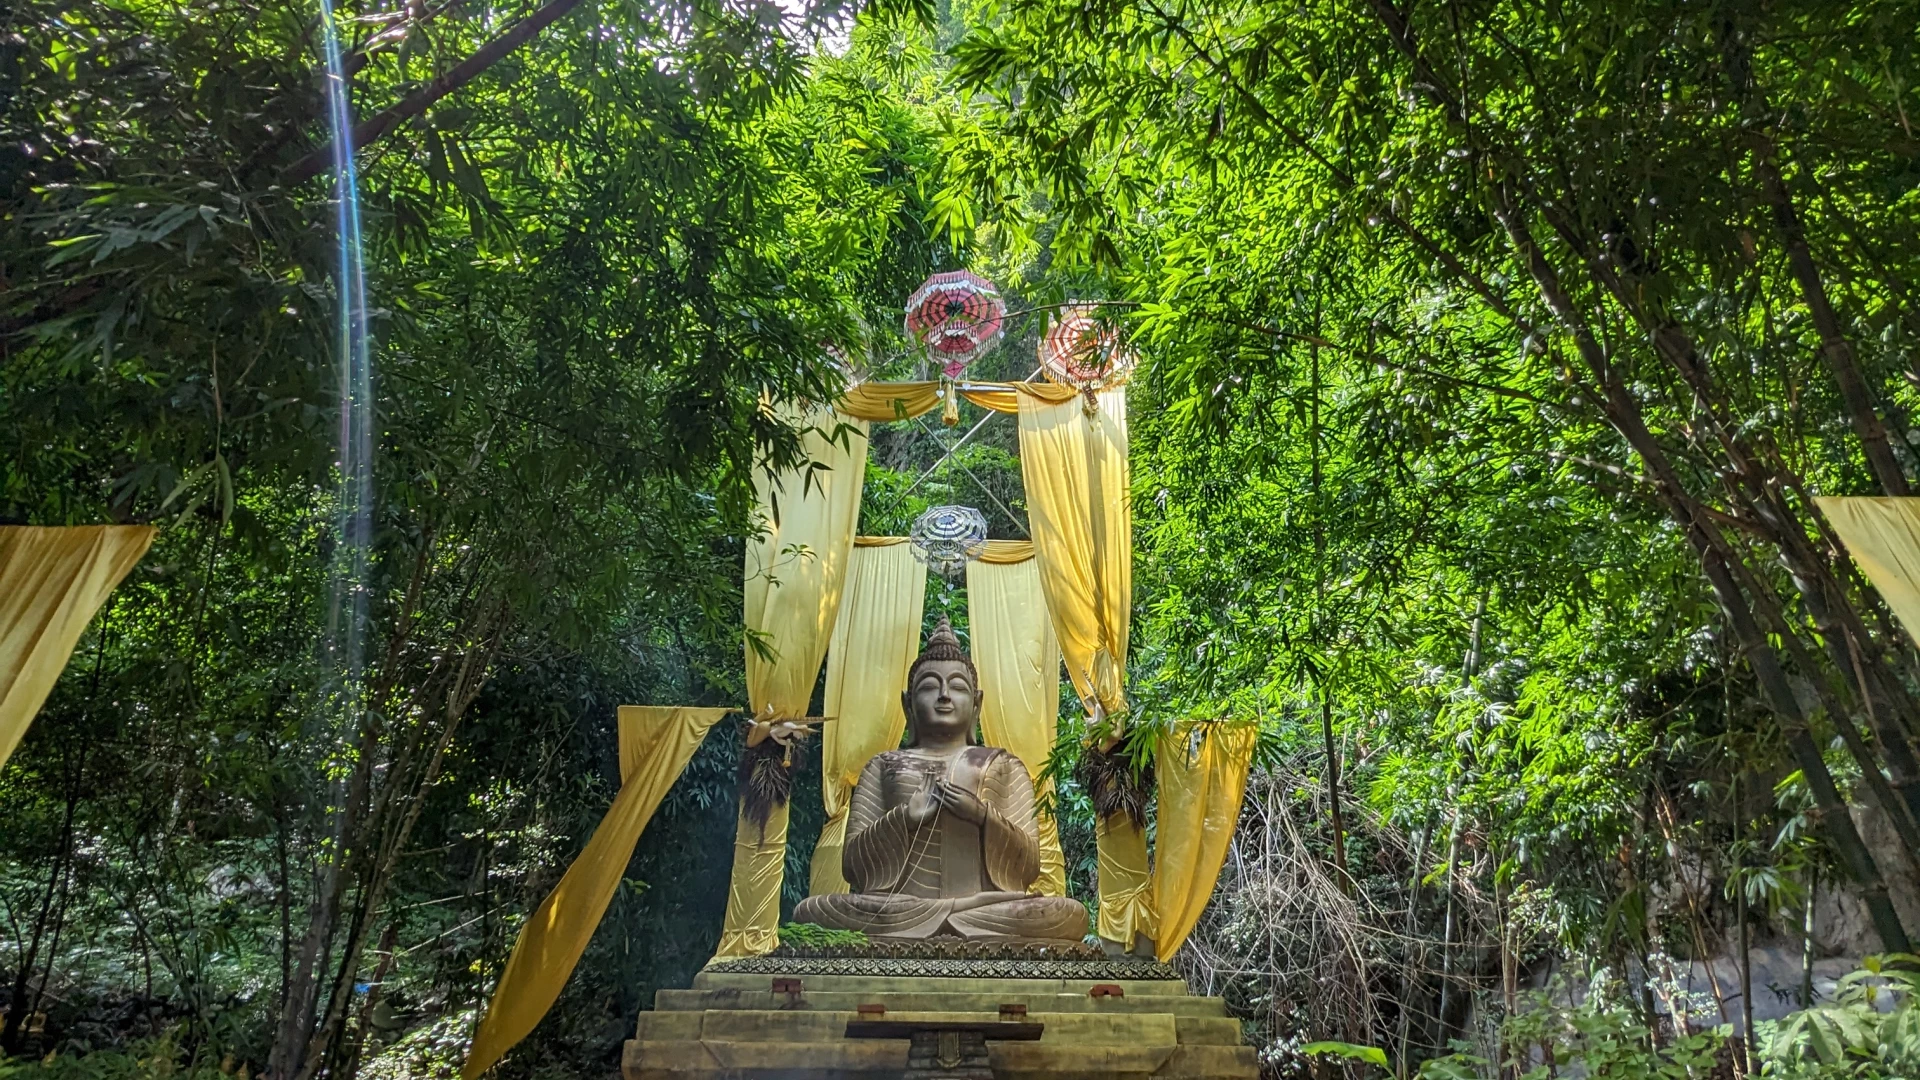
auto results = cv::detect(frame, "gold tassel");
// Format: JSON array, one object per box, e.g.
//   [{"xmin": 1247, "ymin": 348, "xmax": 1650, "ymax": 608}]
[{"xmin": 942, "ymin": 383, "xmax": 960, "ymax": 426}]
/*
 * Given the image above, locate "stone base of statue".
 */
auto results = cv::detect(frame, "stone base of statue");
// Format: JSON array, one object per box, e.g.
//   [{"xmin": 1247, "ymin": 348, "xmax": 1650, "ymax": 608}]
[{"xmin": 622, "ymin": 943, "xmax": 1257, "ymax": 1080}]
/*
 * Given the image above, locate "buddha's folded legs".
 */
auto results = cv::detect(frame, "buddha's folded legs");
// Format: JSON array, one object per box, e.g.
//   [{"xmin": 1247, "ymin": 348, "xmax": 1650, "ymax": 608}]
[
  {"xmin": 792, "ymin": 892, "xmax": 1088, "ymax": 942},
  {"xmin": 945, "ymin": 895, "xmax": 1088, "ymax": 941},
  {"xmin": 793, "ymin": 892, "xmax": 953, "ymax": 939}
]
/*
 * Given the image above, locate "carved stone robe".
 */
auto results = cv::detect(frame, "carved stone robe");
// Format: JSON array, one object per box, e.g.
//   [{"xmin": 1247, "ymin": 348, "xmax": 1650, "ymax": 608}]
[{"xmin": 793, "ymin": 746, "xmax": 1088, "ymax": 941}]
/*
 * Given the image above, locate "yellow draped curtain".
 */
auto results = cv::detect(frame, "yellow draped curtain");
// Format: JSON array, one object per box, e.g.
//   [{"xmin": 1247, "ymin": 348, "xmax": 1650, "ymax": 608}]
[
  {"xmin": 1817, "ymin": 497, "xmax": 1920, "ymax": 644},
  {"xmin": 1017, "ymin": 386, "xmax": 1142, "ymax": 944},
  {"xmin": 741, "ymin": 408, "xmax": 870, "ymax": 720},
  {"xmin": 1017, "ymin": 387, "xmax": 1130, "ymax": 720},
  {"xmin": 835, "ymin": 381, "xmax": 1079, "ymax": 422},
  {"xmin": 967, "ymin": 553, "xmax": 1067, "ymax": 896},
  {"xmin": 0, "ymin": 525, "xmax": 154, "ymax": 767},
  {"xmin": 1151, "ymin": 722, "xmax": 1256, "ymax": 961},
  {"xmin": 462, "ymin": 706, "xmax": 730, "ymax": 1079},
  {"xmin": 974, "ymin": 538, "xmax": 1034, "ymax": 564},
  {"xmin": 716, "ymin": 800, "xmax": 789, "ymax": 959},
  {"xmin": 810, "ymin": 540, "xmax": 928, "ymax": 896},
  {"xmin": 718, "ymin": 407, "xmax": 869, "ymax": 959},
  {"xmin": 1095, "ymin": 815, "xmax": 1154, "ymax": 947}
]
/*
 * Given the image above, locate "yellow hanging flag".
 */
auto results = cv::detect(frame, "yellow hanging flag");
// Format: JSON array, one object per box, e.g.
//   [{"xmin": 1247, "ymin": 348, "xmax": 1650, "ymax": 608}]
[
  {"xmin": 1817, "ymin": 497, "xmax": 1920, "ymax": 645},
  {"xmin": 0, "ymin": 525, "xmax": 154, "ymax": 768},
  {"xmin": 1152, "ymin": 722, "xmax": 1256, "ymax": 962},
  {"xmin": 967, "ymin": 551, "xmax": 1068, "ymax": 896},
  {"xmin": 812, "ymin": 539, "xmax": 926, "ymax": 895},
  {"xmin": 462, "ymin": 706, "xmax": 729, "ymax": 1080},
  {"xmin": 718, "ymin": 406, "xmax": 868, "ymax": 958}
]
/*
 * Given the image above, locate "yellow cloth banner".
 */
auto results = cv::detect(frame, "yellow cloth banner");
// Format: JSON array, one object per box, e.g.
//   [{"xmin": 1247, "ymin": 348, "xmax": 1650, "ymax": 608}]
[
  {"xmin": 715, "ymin": 798, "xmax": 790, "ymax": 959},
  {"xmin": 722, "ymin": 406, "xmax": 869, "ymax": 959},
  {"xmin": 810, "ymin": 541, "xmax": 927, "ymax": 895},
  {"xmin": 1095, "ymin": 813, "xmax": 1155, "ymax": 947},
  {"xmin": 835, "ymin": 381, "xmax": 1080, "ymax": 422},
  {"xmin": 743, "ymin": 407, "xmax": 869, "ymax": 719},
  {"xmin": 1818, "ymin": 497, "xmax": 1920, "ymax": 645},
  {"xmin": 0, "ymin": 525, "xmax": 154, "ymax": 768},
  {"xmin": 968, "ymin": 555, "xmax": 1066, "ymax": 896},
  {"xmin": 838, "ymin": 382, "xmax": 941, "ymax": 422},
  {"xmin": 1017, "ymin": 387, "xmax": 1131, "ymax": 720},
  {"xmin": 961, "ymin": 383, "xmax": 1078, "ymax": 414},
  {"xmin": 1018, "ymin": 386, "xmax": 1135, "ymax": 942},
  {"xmin": 1151, "ymin": 722, "xmax": 1256, "ymax": 961},
  {"xmin": 975, "ymin": 539, "xmax": 1035, "ymax": 564},
  {"xmin": 463, "ymin": 706, "xmax": 729, "ymax": 1079}
]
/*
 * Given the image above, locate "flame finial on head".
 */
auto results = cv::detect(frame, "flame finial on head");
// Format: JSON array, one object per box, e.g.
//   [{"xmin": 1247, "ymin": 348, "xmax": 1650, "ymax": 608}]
[{"xmin": 907, "ymin": 615, "xmax": 976, "ymax": 692}]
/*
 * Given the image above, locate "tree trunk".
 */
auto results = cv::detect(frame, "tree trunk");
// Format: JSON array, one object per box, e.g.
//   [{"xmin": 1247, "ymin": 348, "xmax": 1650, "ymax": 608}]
[
  {"xmin": 1735, "ymin": 774, "xmax": 1756, "ymax": 1076},
  {"xmin": 284, "ymin": 0, "xmax": 589, "ymax": 185},
  {"xmin": 294, "ymin": 608, "xmax": 502, "ymax": 1080},
  {"xmin": 1802, "ymin": 867, "xmax": 1818, "ymax": 1007},
  {"xmin": 1719, "ymin": 24, "xmax": 1910, "ymax": 497},
  {"xmin": 1434, "ymin": 807, "xmax": 1463, "ymax": 1046},
  {"xmin": 1491, "ymin": 186, "xmax": 1914, "ymax": 953}
]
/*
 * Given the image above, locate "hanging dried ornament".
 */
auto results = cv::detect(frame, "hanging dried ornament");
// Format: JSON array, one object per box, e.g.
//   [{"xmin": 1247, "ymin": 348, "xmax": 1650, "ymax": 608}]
[
  {"xmin": 904, "ymin": 271, "xmax": 1006, "ymax": 378},
  {"xmin": 823, "ymin": 339, "xmax": 867, "ymax": 388},
  {"xmin": 1038, "ymin": 304, "xmax": 1136, "ymax": 391},
  {"xmin": 910, "ymin": 505, "xmax": 989, "ymax": 580}
]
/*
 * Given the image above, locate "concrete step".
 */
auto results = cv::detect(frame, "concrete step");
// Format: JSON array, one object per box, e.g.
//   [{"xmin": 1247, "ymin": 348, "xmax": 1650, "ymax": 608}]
[
  {"xmin": 624, "ymin": 1038, "xmax": 904, "ymax": 1080},
  {"xmin": 691, "ymin": 971, "xmax": 1193, "ymax": 996},
  {"xmin": 1155, "ymin": 1044, "xmax": 1264, "ymax": 1078},
  {"xmin": 654, "ymin": 987, "xmax": 1228, "ymax": 1016},
  {"xmin": 624, "ymin": 1038, "xmax": 1257, "ymax": 1080},
  {"xmin": 635, "ymin": 1009, "xmax": 1179, "ymax": 1046},
  {"xmin": 1173, "ymin": 1016, "xmax": 1244, "ymax": 1046}
]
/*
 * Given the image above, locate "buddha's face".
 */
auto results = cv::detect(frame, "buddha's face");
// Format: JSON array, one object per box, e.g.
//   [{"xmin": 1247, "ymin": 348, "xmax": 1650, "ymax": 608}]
[{"xmin": 903, "ymin": 658, "xmax": 981, "ymax": 747}]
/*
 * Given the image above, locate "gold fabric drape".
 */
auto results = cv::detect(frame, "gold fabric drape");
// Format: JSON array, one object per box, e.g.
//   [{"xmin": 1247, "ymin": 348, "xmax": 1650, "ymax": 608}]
[
  {"xmin": 961, "ymin": 383, "xmax": 1078, "ymax": 414},
  {"xmin": 975, "ymin": 539, "xmax": 1035, "ymax": 564},
  {"xmin": 1017, "ymin": 387, "xmax": 1130, "ymax": 719},
  {"xmin": 1018, "ymin": 387, "xmax": 1140, "ymax": 942},
  {"xmin": 719, "ymin": 407, "xmax": 870, "ymax": 959},
  {"xmin": 1095, "ymin": 814, "xmax": 1155, "ymax": 947},
  {"xmin": 742, "ymin": 407, "xmax": 869, "ymax": 720},
  {"xmin": 1151, "ymin": 722, "xmax": 1256, "ymax": 961},
  {"xmin": 967, "ymin": 552, "xmax": 1066, "ymax": 896},
  {"xmin": 0, "ymin": 525, "xmax": 154, "ymax": 767},
  {"xmin": 835, "ymin": 381, "xmax": 1079, "ymax": 422},
  {"xmin": 715, "ymin": 800, "xmax": 790, "ymax": 959},
  {"xmin": 810, "ymin": 540, "xmax": 927, "ymax": 896},
  {"xmin": 463, "ymin": 706, "xmax": 728, "ymax": 1079},
  {"xmin": 1817, "ymin": 497, "xmax": 1920, "ymax": 644},
  {"xmin": 838, "ymin": 382, "xmax": 942, "ymax": 422}
]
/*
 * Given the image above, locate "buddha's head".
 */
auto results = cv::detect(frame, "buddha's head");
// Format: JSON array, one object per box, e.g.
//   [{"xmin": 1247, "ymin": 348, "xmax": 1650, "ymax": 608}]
[{"xmin": 902, "ymin": 616, "xmax": 982, "ymax": 748}]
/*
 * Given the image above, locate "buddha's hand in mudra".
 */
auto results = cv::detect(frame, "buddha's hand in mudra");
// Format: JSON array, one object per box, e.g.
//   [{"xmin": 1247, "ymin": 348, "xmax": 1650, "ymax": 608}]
[
  {"xmin": 907, "ymin": 779, "xmax": 941, "ymax": 826},
  {"xmin": 934, "ymin": 780, "xmax": 987, "ymax": 824}
]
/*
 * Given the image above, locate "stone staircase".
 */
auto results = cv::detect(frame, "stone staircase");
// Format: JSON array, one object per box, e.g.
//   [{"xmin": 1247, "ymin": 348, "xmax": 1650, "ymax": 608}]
[{"xmin": 623, "ymin": 969, "xmax": 1258, "ymax": 1079}]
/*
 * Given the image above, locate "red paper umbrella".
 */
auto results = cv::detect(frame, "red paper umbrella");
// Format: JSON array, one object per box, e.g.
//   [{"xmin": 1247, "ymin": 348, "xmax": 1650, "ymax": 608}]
[
  {"xmin": 1038, "ymin": 304, "xmax": 1134, "ymax": 389},
  {"xmin": 904, "ymin": 271, "xmax": 1005, "ymax": 377}
]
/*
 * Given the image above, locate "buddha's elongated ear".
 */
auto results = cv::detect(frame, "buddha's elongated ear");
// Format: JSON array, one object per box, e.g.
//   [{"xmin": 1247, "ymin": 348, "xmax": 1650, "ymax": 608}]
[{"xmin": 900, "ymin": 689, "xmax": 917, "ymax": 747}]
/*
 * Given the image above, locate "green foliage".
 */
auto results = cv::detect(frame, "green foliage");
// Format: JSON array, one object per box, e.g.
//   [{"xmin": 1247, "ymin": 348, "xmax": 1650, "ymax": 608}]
[
  {"xmin": 1300, "ymin": 1041, "xmax": 1390, "ymax": 1070},
  {"xmin": 0, "ymin": 1030, "xmax": 232, "ymax": 1080},
  {"xmin": 1763, "ymin": 956, "xmax": 1920, "ymax": 1079},
  {"xmin": 1405, "ymin": 978, "xmax": 1726, "ymax": 1080},
  {"xmin": 12, "ymin": 0, "xmax": 1920, "ymax": 1075},
  {"xmin": 775, "ymin": 923, "xmax": 870, "ymax": 949},
  {"xmin": 1, "ymin": 0, "xmax": 943, "ymax": 1074}
]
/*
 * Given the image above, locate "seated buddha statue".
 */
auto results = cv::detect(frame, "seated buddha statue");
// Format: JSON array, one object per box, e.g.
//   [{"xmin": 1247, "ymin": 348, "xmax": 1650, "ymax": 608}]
[{"xmin": 793, "ymin": 618, "xmax": 1089, "ymax": 941}]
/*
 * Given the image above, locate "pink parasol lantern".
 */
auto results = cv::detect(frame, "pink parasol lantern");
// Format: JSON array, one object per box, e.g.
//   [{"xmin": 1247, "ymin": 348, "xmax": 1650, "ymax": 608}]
[
  {"xmin": 1038, "ymin": 304, "xmax": 1135, "ymax": 391},
  {"xmin": 904, "ymin": 271, "xmax": 1006, "ymax": 378}
]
